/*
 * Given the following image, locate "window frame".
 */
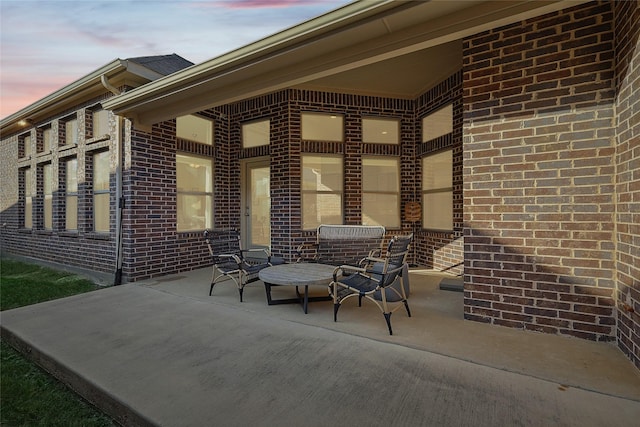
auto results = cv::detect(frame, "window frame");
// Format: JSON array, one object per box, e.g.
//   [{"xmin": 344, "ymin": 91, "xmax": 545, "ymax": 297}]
[
  {"xmin": 43, "ymin": 163, "xmax": 53, "ymax": 230},
  {"xmin": 242, "ymin": 118, "xmax": 270, "ymax": 148},
  {"xmin": 93, "ymin": 150, "xmax": 111, "ymax": 233},
  {"xmin": 176, "ymin": 152, "xmax": 214, "ymax": 232},
  {"xmin": 65, "ymin": 157, "xmax": 78, "ymax": 231},
  {"xmin": 20, "ymin": 133, "xmax": 32, "ymax": 159},
  {"xmin": 64, "ymin": 116, "xmax": 79, "ymax": 147},
  {"xmin": 24, "ymin": 167, "xmax": 33, "ymax": 229},
  {"xmin": 92, "ymin": 108, "xmax": 110, "ymax": 139},
  {"xmin": 301, "ymin": 112, "xmax": 344, "ymax": 142},
  {"xmin": 421, "ymin": 150, "xmax": 453, "ymax": 231},
  {"xmin": 421, "ymin": 104, "xmax": 453, "ymax": 143},
  {"xmin": 176, "ymin": 115, "xmax": 214, "ymax": 146},
  {"xmin": 362, "ymin": 117, "xmax": 400, "ymax": 145},
  {"xmin": 361, "ymin": 156, "xmax": 401, "ymax": 228},
  {"xmin": 301, "ymin": 154, "xmax": 344, "ymax": 230}
]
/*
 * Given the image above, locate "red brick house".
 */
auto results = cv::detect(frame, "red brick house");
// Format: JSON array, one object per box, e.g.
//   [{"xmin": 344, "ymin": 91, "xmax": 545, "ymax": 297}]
[{"xmin": 1, "ymin": 0, "xmax": 638, "ymax": 370}]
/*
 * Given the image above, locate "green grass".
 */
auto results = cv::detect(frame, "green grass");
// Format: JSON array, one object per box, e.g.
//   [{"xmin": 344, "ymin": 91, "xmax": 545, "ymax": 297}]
[{"xmin": 1, "ymin": 258, "xmax": 117, "ymax": 426}]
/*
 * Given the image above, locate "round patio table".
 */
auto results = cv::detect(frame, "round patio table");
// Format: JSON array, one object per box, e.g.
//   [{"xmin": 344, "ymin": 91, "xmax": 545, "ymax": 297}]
[{"xmin": 259, "ymin": 263, "xmax": 337, "ymax": 313}]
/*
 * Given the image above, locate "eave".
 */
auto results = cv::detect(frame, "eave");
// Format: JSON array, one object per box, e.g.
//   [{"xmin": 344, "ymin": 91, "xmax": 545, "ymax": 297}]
[{"xmin": 103, "ymin": 0, "xmax": 590, "ymax": 128}]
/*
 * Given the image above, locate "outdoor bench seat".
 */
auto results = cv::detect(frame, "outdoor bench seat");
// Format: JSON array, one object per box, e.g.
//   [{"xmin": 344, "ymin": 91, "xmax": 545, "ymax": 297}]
[{"xmin": 295, "ymin": 224, "xmax": 386, "ymax": 267}]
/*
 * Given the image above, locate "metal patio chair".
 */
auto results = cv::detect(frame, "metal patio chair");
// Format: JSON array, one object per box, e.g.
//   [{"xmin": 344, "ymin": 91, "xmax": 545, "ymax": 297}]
[
  {"xmin": 204, "ymin": 228, "xmax": 274, "ymax": 302},
  {"xmin": 329, "ymin": 233, "xmax": 413, "ymax": 335}
]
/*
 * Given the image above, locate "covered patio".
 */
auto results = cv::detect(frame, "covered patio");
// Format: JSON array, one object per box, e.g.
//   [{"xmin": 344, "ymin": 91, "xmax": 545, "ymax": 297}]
[{"xmin": 2, "ymin": 268, "xmax": 638, "ymax": 426}]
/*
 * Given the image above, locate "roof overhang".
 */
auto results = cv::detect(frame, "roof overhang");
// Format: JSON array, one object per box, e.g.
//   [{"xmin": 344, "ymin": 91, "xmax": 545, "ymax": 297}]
[
  {"xmin": 103, "ymin": 0, "xmax": 589, "ymax": 128},
  {"xmin": 0, "ymin": 59, "xmax": 166, "ymax": 137}
]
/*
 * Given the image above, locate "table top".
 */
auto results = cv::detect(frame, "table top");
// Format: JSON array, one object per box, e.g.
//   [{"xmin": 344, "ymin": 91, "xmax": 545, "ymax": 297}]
[{"xmin": 259, "ymin": 263, "xmax": 337, "ymax": 286}]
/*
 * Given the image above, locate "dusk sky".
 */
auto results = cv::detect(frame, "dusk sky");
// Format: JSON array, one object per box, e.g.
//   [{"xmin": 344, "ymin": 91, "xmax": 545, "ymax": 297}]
[{"xmin": 0, "ymin": 0, "xmax": 352, "ymax": 119}]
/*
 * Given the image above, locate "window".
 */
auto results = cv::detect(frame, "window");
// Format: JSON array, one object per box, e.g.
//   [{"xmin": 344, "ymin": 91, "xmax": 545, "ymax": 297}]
[
  {"xmin": 43, "ymin": 163, "xmax": 53, "ymax": 230},
  {"xmin": 301, "ymin": 113, "xmax": 343, "ymax": 142},
  {"xmin": 176, "ymin": 153, "xmax": 213, "ymax": 232},
  {"xmin": 43, "ymin": 127, "xmax": 52, "ymax": 153},
  {"xmin": 65, "ymin": 118, "xmax": 78, "ymax": 146},
  {"xmin": 93, "ymin": 151, "xmax": 110, "ymax": 232},
  {"xmin": 176, "ymin": 115, "xmax": 213, "ymax": 145},
  {"xmin": 242, "ymin": 119, "xmax": 270, "ymax": 148},
  {"xmin": 362, "ymin": 118, "xmax": 400, "ymax": 144},
  {"xmin": 362, "ymin": 157, "xmax": 400, "ymax": 228},
  {"xmin": 21, "ymin": 134, "xmax": 32, "ymax": 158},
  {"xmin": 422, "ymin": 104, "xmax": 452, "ymax": 142},
  {"xmin": 422, "ymin": 150, "xmax": 453, "ymax": 230},
  {"xmin": 65, "ymin": 158, "xmax": 78, "ymax": 231},
  {"xmin": 301, "ymin": 155, "xmax": 343, "ymax": 229},
  {"xmin": 24, "ymin": 168, "xmax": 33, "ymax": 229},
  {"xmin": 92, "ymin": 109, "xmax": 109, "ymax": 137}
]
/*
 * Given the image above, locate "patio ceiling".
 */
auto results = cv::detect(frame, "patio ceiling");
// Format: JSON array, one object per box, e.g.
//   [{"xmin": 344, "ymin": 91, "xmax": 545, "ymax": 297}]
[{"xmin": 104, "ymin": 0, "xmax": 589, "ymax": 128}]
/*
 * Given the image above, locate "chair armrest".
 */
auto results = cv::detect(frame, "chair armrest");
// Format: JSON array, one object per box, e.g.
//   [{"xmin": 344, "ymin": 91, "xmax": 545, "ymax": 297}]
[
  {"xmin": 333, "ymin": 264, "xmax": 367, "ymax": 281},
  {"xmin": 242, "ymin": 248, "xmax": 270, "ymax": 255},
  {"xmin": 295, "ymin": 243, "xmax": 318, "ymax": 263},
  {"xmin": 218, "ymin": 253, "xmax": 242, "ymax": 264},
  {"xmin": 367, "ymin": 248, "xmax": 382, "ymax": 258}
]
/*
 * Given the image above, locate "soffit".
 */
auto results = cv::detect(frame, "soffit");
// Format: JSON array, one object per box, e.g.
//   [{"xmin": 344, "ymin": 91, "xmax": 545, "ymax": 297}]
[{"xmin": 104, "ymin": 0, "xmax": 589, "ymax": 127}]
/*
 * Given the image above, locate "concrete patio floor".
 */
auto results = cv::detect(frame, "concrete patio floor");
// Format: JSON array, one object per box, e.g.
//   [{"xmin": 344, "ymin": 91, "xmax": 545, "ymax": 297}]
[{"xmin": 1, "ymin": 268, "xmax": 639, "ymax": 426}]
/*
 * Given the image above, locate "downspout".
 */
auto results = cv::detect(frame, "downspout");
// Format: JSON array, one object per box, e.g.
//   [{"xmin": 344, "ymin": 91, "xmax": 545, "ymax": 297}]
[
  {"xmin": 101, "ymin": 74, "xmax": 124, "ymax": 284},
  {"xmin": 101, "ymin": 74, "xmax": 121, "ymax": 96},
  {"xmin": 113, "ymin": 115, "xmax": 124, "ymax": 285}
]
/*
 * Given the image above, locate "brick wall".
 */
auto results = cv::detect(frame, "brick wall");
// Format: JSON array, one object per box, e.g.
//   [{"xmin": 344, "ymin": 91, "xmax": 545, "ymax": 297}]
[
  {"xmin": 613, "ymin": 0, "xmax": 640, "ymax": 370},
  {"xmin": 463, "ymin": 1, "xmax": 617, "ymax": 340}
]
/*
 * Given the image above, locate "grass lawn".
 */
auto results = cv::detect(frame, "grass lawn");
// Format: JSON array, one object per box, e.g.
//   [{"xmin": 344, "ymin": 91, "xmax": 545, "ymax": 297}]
[{"xmin": 1, "ymin": 258, "xmax": 117, "ymax": 426}]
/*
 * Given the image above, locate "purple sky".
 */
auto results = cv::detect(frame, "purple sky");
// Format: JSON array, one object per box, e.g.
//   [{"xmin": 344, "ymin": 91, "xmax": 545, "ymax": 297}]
[{"xmin": 0, "ymin": 0, "xmax": 351, "ymax": 119}]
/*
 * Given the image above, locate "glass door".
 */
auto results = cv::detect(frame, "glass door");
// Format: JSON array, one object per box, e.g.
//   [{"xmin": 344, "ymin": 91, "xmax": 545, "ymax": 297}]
[{"xmin": 242, "ymin": 158, "xmax": 270, "ymax": 251}]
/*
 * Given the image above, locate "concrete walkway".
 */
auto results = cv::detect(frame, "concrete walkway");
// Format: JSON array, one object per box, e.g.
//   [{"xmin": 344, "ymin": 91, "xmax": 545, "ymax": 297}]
[{"xmin": 1, "ymin": 268, "xmax": 639, "ymax": 426}]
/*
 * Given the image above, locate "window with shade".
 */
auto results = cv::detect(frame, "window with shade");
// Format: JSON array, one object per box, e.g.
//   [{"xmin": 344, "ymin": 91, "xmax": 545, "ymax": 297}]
[
  {"xmin": 362, "ymin": 117, "xmax": 399, "ymax": 144},
  {"xmin": 242, "ymin": 119, "xmax": 270, "ymax": 148},
  {"xmin": 301, "ymin": 154, "xmax": 343, "ymax": 230},
  {"xmin": 422, "ymin": 150, "xmax": 453, "ymax": 231},
  {"xmin": 421, "ymin": 104, "xmax": 452, "ymax": 142},
  {"xmin": 301, "ymin": 113, "xmax": 343, "ymax": 142},
  {"xmin": 93, "ymin": 151, "xmax": 110, "ymax": 233},
  {"xmin": 42, "ymin": 127, "xmax": 52, "ymax": 153},
  {"xmin": 176, "ymin": 115, "xmax": 214, "ymax": 145},
  {"xmin": 362, "ymin": 157, "xmax": 400, "ymax": 228},
  {"xmin": 65, "ymin": 158, "xmax": 78, "ymax": 231},
  {"xmin": 21, "ymin": 134, "xmax": 32, "ymax": 158},
  {"xmin": 176, "ymin": 153, "xmax": 213, "ymax": 232},
  {"xmin": 24, "ymin": 168, "xmax": 33, "ymax": 229},
  {"xmin": 92, "ymin": 109, "xmax": 110, "ymax": 138},
  {"xmin": 65, "ymin": 117, "xmax": 78, "ymax": 146},
  {"xmin": 43, "ymin": 163, "xmax": 53, "ymax": 230}
]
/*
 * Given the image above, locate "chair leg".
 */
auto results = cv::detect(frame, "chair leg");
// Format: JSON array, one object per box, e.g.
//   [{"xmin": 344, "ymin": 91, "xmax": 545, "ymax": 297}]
[
  {"xmin": 238, "ymin": 287, "xmax": 244, "ymax": 302},
  {"xmin": 383, "ymin": 312, "xmax": 393, "ymax": 335},
  {"xmin": 333, "ymin": 303, "xmax": 341, "ymax": 322},
  {"xmin": 403, "ymin": 300, "xmax": 411, "ymax": 317},
  {"xmin": 209, "ymin": 282, "xmax": 215, "ymax": 296}
]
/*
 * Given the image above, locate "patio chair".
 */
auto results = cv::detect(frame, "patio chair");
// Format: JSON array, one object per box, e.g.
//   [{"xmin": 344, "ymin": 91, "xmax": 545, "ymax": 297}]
[
  {"xmin": 329, "ymin": 233, "xmax": 413, "ymax": 335},
  {"xmin": 204, "ymin": 228, "xmax": 274, "ymax": 302}
]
